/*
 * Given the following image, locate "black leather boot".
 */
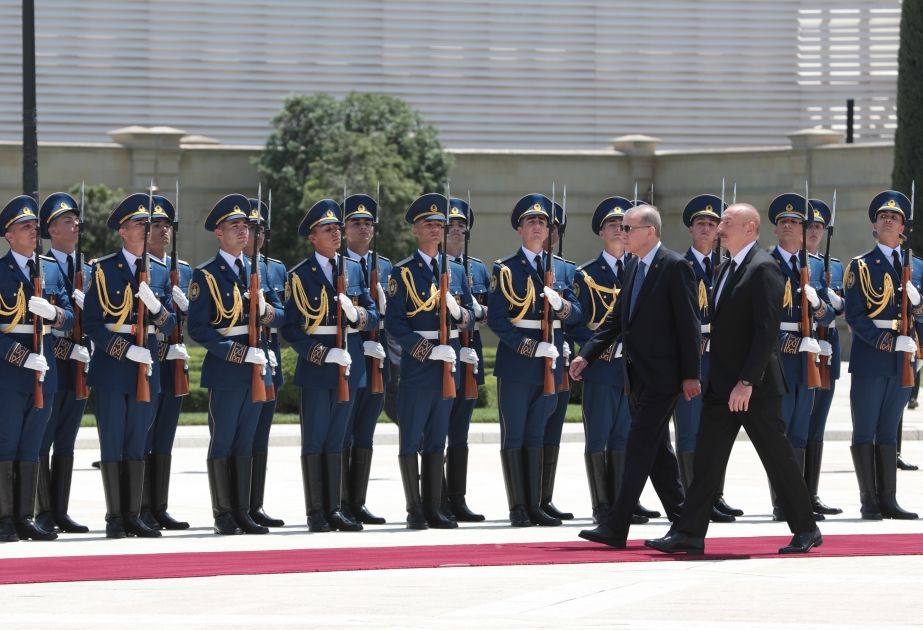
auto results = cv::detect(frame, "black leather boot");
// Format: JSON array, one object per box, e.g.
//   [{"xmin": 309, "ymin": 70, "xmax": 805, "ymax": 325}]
[
  {"xmin": 249, "ymin": 451, "xmax": 284, "ymax": 528},
  {"xmin": 150, "ymin": 453, "xmax": 189, "ymax": 530},
  {"xmin": 850, "ymin": 444, "xmax": 882, "ymax": 520},
  {"xmin": 540, "ymin": 444, "xmax": 573, "ymax": 520},
  {"xmin": 50, "ymin": 454, "xmax": 89, "ymax": 533},
  {"xmin": 446, "ymin": 447, "xmax": 484, "ymax": 522},
  {"xmin": 607, "ymin": 450, "xmax": 648, "ymax": 525},
  {"xmin": 793, "ymin": 447, "xmax": 823, "ymax": 521},
  {"xmin": 398, "ymin": 454, "xmax": 427, "ymax": 530},
  {"xmin": 34, "ymin": 454, "xmax": 56, "ymax": 533},
  {"xmin": 422, "ymin": 453, "xmax": 457, "ymax": 529},
  {"xmin": 524, "ymin": 447, "xmax": 561, "ymax": 526},
  {"xmin": 100, "ymin": 461, "xmax": 126, "ymax": 538},
  {"xmin": 805, "ymin": 441, "xmax": 842, "ymax": 515},
  {"xmin": 897, "ymin": 416, "xmax": 919, "ymax": 470},
  {"xmin": 122, "ymin": 460, "xmax": 161, "ymax": 538},
  {"xmin": 207, "ymin": 458, "xmax": 240, "ymax": 535},
  {"xmin": 302, "ymin": 454, "xmax": 330, "ymax": 532},
  {"xmin": 139, "ymin": 454, "xmax": 160, "ymax": 530},
  {"xmin": 584, "ymin": 451, "xmax": 609, "ymax": 524},
  {"xmin": 349, "ymin": 447, "xmax": 385, "ymax": 524},
  {"xmin": 0, "ymin": 461, "xmax": 19, "ymax": 542},
  {"xmin": 325, "ymin": 453, "xmax": 362, "ymax": 531},
  {"xmin": 231, "ymin": 457, "xmax": 268, "ymax": 534},
  {"xmin": 500, "ymin": 449, "xmax": 531, "ymax": 527},
  {"xmin": 679, "ymin": 450, "xmax": 734, "ymax": 523},
  {"xmin": 339, "ymin": 448, "xmax": 355, "ymax": 521},
  {"xmin": 876, "ymin": 444, "xmax": 918, "ymax": 519},
  {"xmin": 14, "ymin": 461, "xmax": 57, "ymax": 540}
]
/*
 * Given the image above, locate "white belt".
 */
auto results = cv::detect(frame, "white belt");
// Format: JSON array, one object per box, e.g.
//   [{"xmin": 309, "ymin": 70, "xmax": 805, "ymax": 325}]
[
  {"xmin": 513, "ymin": 319, "xmax": 562, "ymax": 330},
  {"xmin": 219, "ymin": 325, "xmax": 249, "ymax": 337},
  {"xmin": 269, "ymin": 327, "xmax": 279, "ymax": 334},
  {"xmin": 779, "ymin": 322, "xmax": 816, "ymax": 333},
  {"xmin": 418, "ymin": 329, "xmax": 460, "ymax": 340},
  {"xmin": 872, "ymin": 319, "xmax": 900, "ymax": 331},
  {"xmin": 105, "ymin": 323, "xmax": 155, "ymax": 334},
  {"xmin": 6, "ymin": 324, "xmax": 52, "ymax": 335},
  {"xmin": 700, "ymin": 324, "xmax": 711, "ymax": 334},
  {"xmin": 310, "ymin": 325, "xmax": 358, "ymax": 336},
  {"xmin": 156, "ymin": 332, "xmax": 166, "ymax": 342},
  {"xmin": 51, "ymin": 329, "xmax": 68, "ymax": 338}
]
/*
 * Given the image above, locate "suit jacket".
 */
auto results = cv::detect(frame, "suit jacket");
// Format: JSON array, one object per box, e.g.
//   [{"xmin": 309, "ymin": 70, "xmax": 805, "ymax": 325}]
[
  {"xmin": 580, "ymin": 244, "xmax": 700, "ymax": 396},
  {"xmin": 707, "ymin": 243, "xmax": 786, "ymax": 400}
]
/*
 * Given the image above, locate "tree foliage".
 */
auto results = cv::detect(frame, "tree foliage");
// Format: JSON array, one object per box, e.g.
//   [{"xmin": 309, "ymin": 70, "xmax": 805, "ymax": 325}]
[
  {"xmin": 893, "ymin": 0, "xmax": 923, "ymax": 249},
  {"xmin": 256, "ymin": 92, "xmax": 453, "ymax": 262},
  {"xmin": 66, "ymin": 183, "xmax": 125, "ymax": 259}
]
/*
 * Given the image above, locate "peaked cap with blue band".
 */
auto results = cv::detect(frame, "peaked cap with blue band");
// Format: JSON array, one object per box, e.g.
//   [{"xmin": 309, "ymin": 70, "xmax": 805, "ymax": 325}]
[
  {"xmin": 867, "ymin": 190, "xmax": 911, "ymax": 223},
  {"xmin": 682, "ymin": 194, "xmax": 725, "ymax": 227},
  {"xmin": 591, "ymin": 196, "xmax": 632, "ymax": 234},
  {"xmin": 247, "ymin": 198, "xmax": 269, "ymax": 225},
  {"xmin": 768, "ymin": 193, "xmax": 813, "ymax": 225},
  {"xmin": 39, "ymin": 192, "xmax": 80, "ymax": 238},
  {"xmin": 150, "ymin": 195, "xmax": 175, "ymax": 222},
  {"xmin": 203, "ymin": 194, "xmax": 250, "ymax": 231},
  {"xmin": 510, "ymin": 194, "xmax": 552, "ymax": 230},
  {"xmin": 344, "ymin": 194, "xmax": 377, "ymax": 222},
  {"xmin": 405, "ymin": 193, "xmax": 449, "ymax": 224},
  {"xmin": 107, "ymin": 193, "xmax": 154, "ymax": 230},
  {"xmin": 808, "ymin": 198, "xmax": 830, "ymax": 226},
  {"xmin": 0, "ymin": 195, "xmax": 40, "ymax": 236},
  {"xmin": 447, "ymin": 197, "xmax": 473, "ymax": 228},
  {"xmin": 298, "ymin": 199, "xmax": 343, "ymax": 237}
]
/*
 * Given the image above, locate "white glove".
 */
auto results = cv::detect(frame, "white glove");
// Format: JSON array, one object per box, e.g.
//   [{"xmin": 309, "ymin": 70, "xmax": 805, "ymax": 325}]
[
  {"xmin": 826, "ymin": 288, "xmax": 843, "ymax": 310},
  {"xmin": 137, "ymin": 281, "xmax": 162, "ymax": 315},
  {"xmin": 563, "ymin": 342, "xmax": 572, "ymax": 360},
  {"xmin": 460, "ymin": 347, "xmax": 479, "ymax": 366},
  {"xmin": 444, "ymin": 292, "xmax": 462, "ymax": 320},
  {"xmin": 258, "ymin": 290, "xmax": 267, "ymax": 317},
  {"xmin": 375, "ymin": 286, "xmax": 387, "ymax": 316},
  {"xmin": 69, "ymin": 344, "xmax": 90, "ymax": 363},
  {"xmin": 472, "ymin": 301, "xmax": 484, "ymax": 319},
  {"xmin": 172, "ymin": 286, "xmax": 189, "ymax": 313},
  {"xmin": 803, "ymin": 284, "xmax": 820, "ymax": 309},
  {"xmin": 363, "ymin": 341, "xmax": 386, "ymax": 360},
  {"xmin": 615, "ymin": 342, "xmax": 624, "ymax": 358},
  {"xmin": 126, "ymin": 345, "xmax": 153, "ymax": 365},
  {"xmin": 28, "ymin": 296, "xmax": 57, "ymax": 321},
  {"xmin": 338, "ymin": 293, "xmax": 358, "ymax": 323},
  {"xmin": 906, "ymin": 281, "xmax": 921, "ymax": 307},
  {"xmin": 543, "ymin": 286, "xmax": 563, "ymax": 311},
  {"xmin": 324, "ymin": 347, "xmax": 353, "ymax": 367},
  {"xmin": 71, "ymin": 289, "xmax": 85, "ymax": 310},
  {"xmin": 798, "ymin": 337, "xmax": 822, "ymax": 354},
  {"xmin": 24, "ymin": 353, "xmax": 49, "ymax": 373},
  {"xmin": 896, "ymin": 335, "xmax": 918, "ymax": 354},
  {"xmin": 817, "ymin": 340, "xmax": 833, "ymax": 357},
  {"xmin": 244, "ymin": 347, "xmax": 267, "ymax": 365},
  {"xmin": 428, "ymin": 344, "xmax": 457, "ymax": 363},
  {"xmin": 535, "ymin": 341, "xmax": 560, "ymax": 360},
  {"xmin": 166, "ymin": 343, "xmax": 189, "ymax": 361},
  {"xmin": 268, "ymin": 349, "xmax": 278, "ymax": 368}
]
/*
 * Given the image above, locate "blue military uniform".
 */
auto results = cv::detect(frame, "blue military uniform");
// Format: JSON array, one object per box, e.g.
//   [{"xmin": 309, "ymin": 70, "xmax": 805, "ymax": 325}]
[
  {"xmin": 341, "ymin": 194, "xmax": 392, "ymax": 525},
  {"xmin": 844, "ymin": 190, "xmax": 922, "ymax": 520},
  {"xmin": 33, "ymin": 192, "xmax": 93, "ymax": 535},
  {"xmin": 385, "ymin": 193, "xmax": 475, "ymax": 530},
  {"xmin": 187, "ymin": 193, "xmax": 284, "ymax": 535},
  {"xmin": 282, "ymin": 198, "xmax": 378, "ymax": 533},
  {"xmin": 82, "ymin": 193, "xmax": 176, "ymax": 539},
  {"xmin": 488, "ymin": 193, "xmax": 582, "ymax": 527},
  {"xmin": 0, "ymin": 195, "xmax": 75, "ymax": 542}
]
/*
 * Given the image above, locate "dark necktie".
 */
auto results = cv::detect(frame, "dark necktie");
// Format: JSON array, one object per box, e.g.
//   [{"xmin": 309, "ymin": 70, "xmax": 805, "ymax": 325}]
[
  {"xmin": 27, "ymin": 259, "xmax": 36, "ymax": 279},
  {"xmin": 892, "ymin": 250, "xmax": 902, "ymax": 274},
  {"xmin": 535, "ymin": 255, "xmax": 544, "ymax": 277},
  {"xmin": 703, "ymin": 256, "xmax": 712, "ymax": 283},
  {"xmin": 629, "ymin": 261, "xmax": 646, "ymax": 317},
  {"xmin": 431, "ymin": 257, "xmax": 440, "ymax": 280},
  {"xmin": 234, "ymin": 259, "xmax": 246, "ymax": 288},
  {"xmin": 66, "ymin": 254, "xmax": 75, "ymax": 286},
  {"xmin": 616, "ymin": 259, "xmax": 624, "ymax": 284},
  {"xmin": 360, "ymin": 256, "xmax": 368, "ymax": 284},
  {"xmin": 789, "ymin": 254, "xmax": 799, "ymax": 281}
]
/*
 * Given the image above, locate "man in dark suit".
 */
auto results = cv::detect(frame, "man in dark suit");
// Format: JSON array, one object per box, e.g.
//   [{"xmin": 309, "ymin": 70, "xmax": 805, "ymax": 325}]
[
  {"xmin": 644, "ymin": 203, "xmax": 822, "ymax": 554},
  {"xmin": 572, "ymin": 204, "xmax": 701, "ymax": 548}
]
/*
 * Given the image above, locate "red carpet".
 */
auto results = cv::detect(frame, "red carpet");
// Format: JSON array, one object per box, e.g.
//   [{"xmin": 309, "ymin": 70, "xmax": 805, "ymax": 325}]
[{"xmin": 1, "ymin": 534, "xmax": 921, "ymax": 585}]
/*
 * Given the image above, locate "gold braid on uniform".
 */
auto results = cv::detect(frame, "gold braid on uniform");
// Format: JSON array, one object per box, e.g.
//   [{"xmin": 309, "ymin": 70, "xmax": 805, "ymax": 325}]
[
  {"xmin": 93, "ymin": 265, "xmax": 132, "ymax": 327},
  {"xmin": 290, "ymin": 273, "xmax": 328, "ymax": 334},
  {"xmin": 0, "ymin": 283, "xmax": 26, "ymax": 333},
  {"xmin": 400, "ymin": 267, "xmax": 438, "ymax": 317},
  {"xmin": 782, "ymin": 278, "xmax": 793, "ymax": 313},
  {"xmin": 854, "ymin": 259, "xmax": 893, "ymax": 319},
  {"xmin": 201, "ymin": 270, "xmax": 243, "ymax": 332},
  {"xmin": 580, "ymin": 270, "xmax": 618, "ymax": 329},
  {"xmin": 697, "ymin": 279, "xmax": 709, "ymax": 315},
  {"xmin": 498, "ymin": 264, "xmax": 534, "ymax": 323}
]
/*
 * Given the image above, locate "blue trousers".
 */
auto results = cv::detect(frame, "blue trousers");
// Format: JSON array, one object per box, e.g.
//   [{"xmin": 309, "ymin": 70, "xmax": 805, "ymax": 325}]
[
  {"xmin": 299, "ymin": 387, "xmax": 352, "ymax": 455},
  {"xmin": 497, "ymin": 378, "xmax": 555, "ymax": 450},
  {"xmin": 448, "ymin": 395, "xmax": 476, "ymax": 448},
  {"xmin": 781, "ymin": 382, "xmax": 815, "ymax": 448},
  {"xmin": 808, "ymin": 380, "xmax": 836, "ymax": 443},
  {"xmin": 582, "ymin": 381, "xmax": 631, "ymax": 453},
  {"xmin": 397, "ymin": 385, "xmax": 452, "ymax": 456},
  {"xmin": 0, "ymin": 389, "xmax": 52, "ymax": 461},
  {"xmin": 850, "ymin": 375, "xmax": 910, "ymax": 446},
  {"xmin": 253, "ymin": 399, "xmax": 276, "ymax": 453},
  {"xmin": 41, "ymin": 389, "xmax": 87, "ymax": 458},
  {"xmin": 206, "ymin": 387, "xmax": 262, "ymax": 459},
  {"xmin": 95, "ymin": 390, "xmax": 154, "ymax": 462},
  {"xmin": 544, "ymin": 389, "xmax": 570, "ymax": 447},
  {"xmin": 344, "ymin": 386, "xmax": 383, "ymax": 450},
  {"xmin": 146, "ymin": 387, "xmax": 185, "ymax": 455},
  {"xmin": 673, "ymin": 352, "xmax": 710, "ymax": 452}
]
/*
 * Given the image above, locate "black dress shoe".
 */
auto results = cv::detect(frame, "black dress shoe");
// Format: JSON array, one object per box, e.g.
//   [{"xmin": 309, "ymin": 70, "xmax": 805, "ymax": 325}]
[
  {"xmin": 0, "ymin": 516, "xmax": 20, "ymax": 542},
  {"xmin": 54, "ymin": 513, "xmax": 90, "ymax": 534},
  {"xmin": 772, "ymin": 507, "xmax": 786, "ymax": 522},
  {"xmin": 509, "ymin": 506, "xmax": 532, "ymax": 528},
  {"xmin": 351, "ymin": 504, "xmax": 386, "ymax": 525},
  {"xmin": 450, "ymin": 497, "xmax": 485, "ymax": 522},
  {"xmin": 591, "ymin": 504, "xmax": 609, "ymax": 525},
  {"xmin": 106, "ymin": 516, "xmax": 127, "ymax": 539},
  {"xmin": 528, "ymin": 505, "xmax": 562, "ymax": 527},
  {"xmin": 406, "ymin": 506, "xmax": 428, "ymax": 530},
  {"xmin": 578, "ymin": 524, "xmax": 626, "ymax": 548},
  {"xmin": 328, "ymin": 509, "xmax": 363, "ymax": 532},
  {"xmin": 634, "ymin": 503, "xmax": 661, "ymax": 519},
  {"xmin": 779, "ymin": 527, "xmax": 823, "ymax": 554},
  {"xmin": 15, "ymin": 518, "xmax": 58, "ymax": 541},
  {"xmin": 897, "ymin": 454, "xmax": 919, "ymax": 471},
  {"xmin": 644, "ymin": 532, "xmax": 704, "ymax": 554},
  {"xmin": 908, "ymin": 399, "xmax": 919, "ymax": 410},
  {"xmin": 140, "ymin": 508, "xmax": 161, "ymax": 530},
  {"xmin": 155, "ymin": 509, "xmax": 191, "ymax": 530},
  {"xmin": 308, "ymin": 510, "xmax": 331, "ymax": 533},
  {"xmin": 710, "ymin": 507, "xmax": 735, "ymax": 523},
  {"xmin": 91, "ymin": 461, "xmax": 101, "ymax": 470},
  {"xmin": 233, "ymin": 510, "xmax": 269, "ymax": 535},
  {"xmin": 714, "ymin": 496, "xmax": 744, "ymax": 517},
  {"xmin": 34, "ymin": 512, "xmax": 57, "ymax": 534},
  {"xmin": 811, "ymin": 496, "xmax": 843, "ymax": 515},
  {"xmin": 541, "ymin": 501, "xmax": 574, "ymax": 521},
  {"xmin": 213, "ymin": 513, "xmax": 241, "ymax": 535},
  {"xmin": 123, "ymin": 514, "xmax": 161, "ymax": 538},
  {"xmin": 630, "ymin": 513, "xmax": 649, "ymax": 525},
  {"xmin": 250, "ymin": 508, "xmax": 284, "ymax": 528}
]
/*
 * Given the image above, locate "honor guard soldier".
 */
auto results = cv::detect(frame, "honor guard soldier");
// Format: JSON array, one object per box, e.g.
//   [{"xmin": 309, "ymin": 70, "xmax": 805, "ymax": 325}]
[
  {"xmin": 488, "ymin": 194, "xmax": 581, "ymax": 527},
  {"xmin": 385, "ymin": 193, "xmax": 477, "ymax": 530},
  {"xmin": 0, "ymin": 196, "xmax": 74, "ymax": 542},
  {"xmin": 139, "ymin": 194, "xmax": 191, "ymax": 531},
  {"xmin": 767, "ymin": 193, "xmax": 835, "ymax": 521},
  {"xmin": 33, "ymin": 193, "xmax": 92, "ymax": 535},
  {"xmin": 83, "ymin": 193, "xmax": 176, "ymax": 539},
  {"xmin": 804, "ymin": 198, "xmax": 844, "ymax": 517},
  {"xmin": 341, "ymin": 193, "xmax": 390, "ymax": 525},
  {"xmin": 673, "ymin": 194, "xmax": 740, "ymax": 523},
  {"xmin": 282, "ymin": 199, "xmax": 379, "ymax": 533},
  {"xmin": 844, "ymin": 190, "xmax": 922, "ymax": 520},
  {"xmin": 187, "ymin": 194, "xmax": 283, "ymax": 535},
  {"xmin": 244, "ymin": 196, "xmax": 286, "ymax": 529},
  {"xmin": 442, "ymin": 196, "xmax": 487, "ymax": 522}
]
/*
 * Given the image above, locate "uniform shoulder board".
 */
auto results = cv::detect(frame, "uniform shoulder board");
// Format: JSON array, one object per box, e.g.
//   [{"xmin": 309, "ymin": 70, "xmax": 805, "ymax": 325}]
[
  {"xmin": 288, "ymin": 258, "xmax": 310, "ymax": 274},
  {"xmin": 808, "ymin": 252, "xmax": 823, "ymax": 261},
  {"xmin": 467, "ymin": 255, "xmax": 483, "ymax": 264},
  {"xmin": 266, "ymin": 256, "xmax": 283, "ymax": 265},
  {"xmin": 395, "ymin": 255, "xmax": 414, "ymax": 267},
  {"xmin": 577, "ymin": 260, "xmax": 596, "ymax": 271},
  {"xmin": 375, "ymin": 254, "xmax": 392, "ymax": 264},
  {"xmin": 195, "ymin": 255, "xmax": 218, "ymax": 270},
  {"xmin": 345, "ymin": 257, "xmax": 362, "ymax": 271},
  {"xmin": 496, "ymin": 253, "xmax": 519, "ymax": 265},
  {"xmin": 39, "ymin": 254, "xmax": 55, "ymax": 262},
  {"xmin": 553, "ymin": 254, "xmax": 576, "ymax": 265},
  {"xmin": 829, "ymin": 256, "xmax": 841, "ymax": 263},
  {"xmin": 150, "ymin": 257, "xmax": 168, "ymax": 268},
  {"xmin": 93, "ymin": 252, "xmax": 118, "ymax": 265},
  {"xmin": 177, "ymin": 259, "xmax": 191, "ymax": 268}
]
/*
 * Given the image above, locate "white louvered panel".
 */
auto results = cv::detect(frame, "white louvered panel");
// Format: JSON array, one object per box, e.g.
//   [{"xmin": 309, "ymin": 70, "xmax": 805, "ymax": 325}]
[{"xmin": 0, "ymin": 0, "xmax": 903, "ymax": 150}]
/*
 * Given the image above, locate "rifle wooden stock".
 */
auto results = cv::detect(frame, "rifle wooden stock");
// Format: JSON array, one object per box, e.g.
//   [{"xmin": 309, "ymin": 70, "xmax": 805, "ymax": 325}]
[
  {"xmin": 439, "ymin": 270, "xmax": 456, "ymax": 399},
  {"xmin": 72, "ymin": 266, "xmax": 89, "ymax": 400},
  {"xmin": 135, "ymin": 268, "xmax": 151, "ymax": 403},
  {"xmin": 169, "ymin": 267, "xmax": 190, "ymax": 397},
  {"xmin": 33, "ymin": 270, "xmax": 44, "ymax": 409},
  {"xmin": 249, "ymin": 268, "xmax": 268, "ymax": 403},
  {"xmin": 800, "ymin": 265, "xmax": 822, "ymax": 389},
  {"xmin": 901, "ymin": 256, "xmax": 916, "ymax": 388},
  {"xmin": 335, "ymin": 270, "xmax": 350, "ymax": 402},
  {"xmin": 542, "ymin": 265, "xmax": 555, "ymax": 396},
  {"xmin": 460, "ymin": 329, "xmax": 478, "ymax": 400},
  {"xmin": 367, "ymin": 266, "xmax": 385, "ymax": 394}
]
